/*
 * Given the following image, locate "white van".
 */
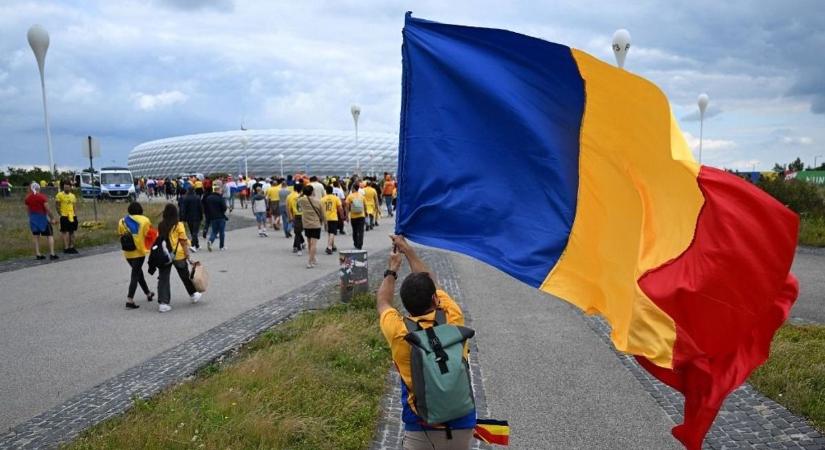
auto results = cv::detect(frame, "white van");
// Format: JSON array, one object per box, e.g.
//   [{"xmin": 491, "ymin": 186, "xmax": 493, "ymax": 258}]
[{"xmin": 99, "ymin": 167, "xmax": 136, "ymax": 201}]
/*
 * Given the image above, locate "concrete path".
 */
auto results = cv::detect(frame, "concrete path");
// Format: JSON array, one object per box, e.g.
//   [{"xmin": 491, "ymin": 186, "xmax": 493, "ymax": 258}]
[
  {"xmin": 0, "ymin": 209, "xmax": 392, "ymax": 433},
  {"xmin": 790, "ymin": 247, "xmax": 825, "ymax": 324},
  {"xmin": 450, "ymin": 253, "xmax": 682, "ymax": 449}
]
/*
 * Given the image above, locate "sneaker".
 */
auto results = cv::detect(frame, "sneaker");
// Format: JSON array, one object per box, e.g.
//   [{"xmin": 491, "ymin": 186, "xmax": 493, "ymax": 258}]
[
  {"xmin": 332, "ymin": 246, "xmax": 338, "ymax": 252},
  {"xmin": 125, "ymin": 302, "xmax": 140, "ymax": 309},
  {"xmin": 301, "ymin": 243, "xmax": 306, "ymax": 249},
  {"xmin": 260, "ymin": 231, "xmax": 268, "ymax": 237},
  {"xmin": 325, "ymin": 248, "xmax": 333, "ymax": 255},
  {"xmin": 286, "ymin": 233, "xmax": 292, "ymax": 238},
  {"xmin": 220, "ymin": 247, "xmax": 226, "ymax": 251},
  {"xmin": 207, "ymin": 241, "xmax": 212, "ymax": 252},
  {"xmin": 35, "ymin": 255, "xmax": 46, "ymax": 260},
  {"xmin": 158, "ymin": 304, "xmax": 172, "ymax": 313},
  {"xmin": 191, "ymin": 292, "xmax": 202, "ymax": 303},
  {"xmin": 297, "ymin": 250, "xmax": 303, "ymax": 256},
  {"xmin": 49, "ymin": 254, "xmax": 59, "ymax": 260},
  {"xmin": 190, "ymin": 247, "xmax": 198, "ymax": 253},
  {"xmin": 292, "ymin": 247, "xmax": 299, "ymax": 253},
  {"xmin": 68, "ymin": 248, "xmax": 79, "ymax": 254},
  {"xmin": 306, "ymin": 263, "xmax": 314, "ymax": 269}
]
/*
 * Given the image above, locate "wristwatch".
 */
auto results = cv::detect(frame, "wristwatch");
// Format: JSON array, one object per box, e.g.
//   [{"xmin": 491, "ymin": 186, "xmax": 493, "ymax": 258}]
[{"xmin": 384, "ymin": 269, "xmax": 398, "ymax": 280}]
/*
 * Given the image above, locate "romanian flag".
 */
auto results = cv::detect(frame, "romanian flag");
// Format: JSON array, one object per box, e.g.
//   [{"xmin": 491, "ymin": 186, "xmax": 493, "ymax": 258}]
[
  {"xmin": 396, "ymin": 13, "xmax": 799, "ymax": 450},
  {"xmin": 474, "ymin": 419, "xmax": 510, "ymax": 446}
]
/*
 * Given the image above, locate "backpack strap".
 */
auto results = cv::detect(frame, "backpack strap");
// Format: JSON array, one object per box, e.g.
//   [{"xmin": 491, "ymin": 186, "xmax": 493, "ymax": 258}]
[
  {"xmin": 404, "ymin": 317, "xmax": 421, "ymax": 334},
  {"xmin": 434, "ymin": 309, "xmax": 447, "ymax": 325},
  {"xmin": 405, "ymin": 308, "xmax": 447, "ymax": 333},
  {"xmin": 424, "ymin": 326, "xmax": 450, "ymax": 374}
]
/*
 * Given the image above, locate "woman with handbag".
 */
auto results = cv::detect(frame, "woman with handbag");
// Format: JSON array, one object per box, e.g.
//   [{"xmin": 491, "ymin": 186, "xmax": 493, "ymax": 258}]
[
  {"xmin": 156, "ymin": 203, "xmax": 201, "ymax": 313},
  {"xmin": 297, "ymin": 184, "xmax": 326, "ymax": 269},
  {"xmin": 117, "ymin": 202, "xmax": 155, "ymax": 309}
]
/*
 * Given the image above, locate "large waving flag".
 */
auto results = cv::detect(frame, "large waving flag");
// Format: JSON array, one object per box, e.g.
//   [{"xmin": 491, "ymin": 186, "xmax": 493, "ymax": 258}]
[{"xmin": 396, "ymin": 13, "xmax": 799, "ymax": 449}]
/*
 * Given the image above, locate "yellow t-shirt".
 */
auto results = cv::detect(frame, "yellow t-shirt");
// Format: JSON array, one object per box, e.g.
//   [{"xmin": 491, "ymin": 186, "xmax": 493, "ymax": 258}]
[
  {"xmin": 267, "ymin": 186, "xmax": 280, "ymax": 202},
  {"xmin": 55, "ymin": 191, "xmax": 77, "ymax": 221},
  {"xmin": 287, "ymin": 191, "xmax": 302, "ymax": 216},
  {"xmin": 168, "ymin": 222, "xmax": 188, "ymax": 261},
  {"xmin": 346, "ymin": 192, "xmax": 366, "ymax": 219},
  {"xmin": 379, "ymin": 290, "xmax": 466, "ymax": 412},
  {"xmin": 321, "ymin": 194, "xmax": 341, "ymax": 221},
  {"xmin": 117, "ymin": 214, "xmax": 151, "ymax": 259},
  {"xmin": 194, "ymin": 180, "xmax": 203, "ymax": 189},
  {"xmin": 364, "ymin": 186, "xmax": 379, "ymax": 214}
]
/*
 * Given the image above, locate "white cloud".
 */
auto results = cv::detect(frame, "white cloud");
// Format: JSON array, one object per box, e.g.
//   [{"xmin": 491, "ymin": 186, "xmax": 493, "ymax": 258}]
[
  {"xmin": 728, "ymin": 159, "xmax": 762, "ymax": 171},
  {"xmin": 131, "ymin": 90, "xmax": 188, "ymax": 111},
  {"xmin": 781, "ymin": 136, "xmax": 813, "ymax": 145},
  {"xmin": 682, "ymin": 131, "xmax": 737, "ymax": 152}
]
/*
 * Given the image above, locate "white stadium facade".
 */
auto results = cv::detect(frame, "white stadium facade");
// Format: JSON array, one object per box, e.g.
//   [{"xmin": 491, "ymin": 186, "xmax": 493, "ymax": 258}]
[{"xmin": 128, "ymin": 129, "xmax": 398, "ymax": 178}]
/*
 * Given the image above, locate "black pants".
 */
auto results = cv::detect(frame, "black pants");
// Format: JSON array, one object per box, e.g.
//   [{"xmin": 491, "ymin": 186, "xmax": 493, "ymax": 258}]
[
  {"xmin": 157, "ymin": 259, "xmax": 196, "ymax": 304},
  {"xmin": 292, "ymin": 217, "xmax": 305, "ymax": 250},
  {"xmin": 202, "ymin": 219, "xmax": 211, "ymax": 239},
  {"xmin": 126, "ymin": 256, "xmax": 150, "ymax": 298},
  {"xmin": 187, "ymin": 220, "xmax": 201, "ymax": 248},
  {"xmin": 351, "ymin": 217, "xmax": 365, "ymax": 250}
]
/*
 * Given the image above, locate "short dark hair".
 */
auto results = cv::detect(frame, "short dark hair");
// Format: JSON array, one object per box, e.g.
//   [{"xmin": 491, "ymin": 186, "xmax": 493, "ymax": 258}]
[
  {"xmin": 302, "ymin": 184, "xmax": 313, "ymax": 196},
  {"xmin": 127, "ymin": 201, "xmax": 143, "ymax": 215},
  {"xmin": 400, "ymin": 272, "xmax": 436, "ymax": 316},
  {"xmin": 310, "ymin": 176, "xmax": 318, "ymax": 182},
  {"xmin": 325, "ymin": 184, "xmax": 333, "ymax": 194}
]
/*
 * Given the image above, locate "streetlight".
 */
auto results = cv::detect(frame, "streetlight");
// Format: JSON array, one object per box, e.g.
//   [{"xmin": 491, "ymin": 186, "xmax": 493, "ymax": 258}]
[
  {"xmin": 697, "ymin": 93, "xmax": 709, "ymax": 164},
  {"xmin": 240, "ymin": 133, "xmax": 249, "ymax": 178},
  {"xmin": 279, "ymin": 153, "xmax": 285, "ymax": 178},
  {"xmin": 612, "ymin": 29, "xmax": 631, "ymax": 69},
  {"xmin": 351, "ymin": 104, "xmax": 360, "ymax": 175},
  {"xmin": 28, "ymin": 25, "xmax": 55, "ymax": 177}
]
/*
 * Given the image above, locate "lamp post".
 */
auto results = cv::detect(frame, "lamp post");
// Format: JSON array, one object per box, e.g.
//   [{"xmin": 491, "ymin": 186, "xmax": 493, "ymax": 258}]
[
  {"xmin": 28, "ymin": 25, "xmax": 55, "ymax": 177},
  {"xmin": 351, "ymin": 104, "xmax": 360, "ymax": 175},
  {"xmin": 279, "ymin": 153, "xmax": 285, "ymax": 178},
  {"xmin": 697, "ymin": 93, "xmax": 709, "ymax": 164},
  {"xmin": 240, "ymin": 133, "xmax": 249, "ymax": 178},
  {"xmin": 612, "ymin": 29, "xmax": 631, "ymax": 69}
]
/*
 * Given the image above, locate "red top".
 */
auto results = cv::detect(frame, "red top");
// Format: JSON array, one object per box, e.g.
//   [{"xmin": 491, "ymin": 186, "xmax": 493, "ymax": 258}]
[{"xmin": 25, "ymin": 192, "xmax": 49, "ymax": 214}]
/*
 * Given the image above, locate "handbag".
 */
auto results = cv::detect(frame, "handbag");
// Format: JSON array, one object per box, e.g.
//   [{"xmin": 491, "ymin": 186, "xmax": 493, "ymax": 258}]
[{"xmin": 189, "ymin": 261, "xmax": 209, "ymax": 293}]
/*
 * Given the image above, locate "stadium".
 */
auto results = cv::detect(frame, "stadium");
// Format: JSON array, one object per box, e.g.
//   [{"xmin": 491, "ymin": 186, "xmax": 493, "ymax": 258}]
[{"xmin": 128, "ymin": 129, "xmax": 398, "ymax": 178}]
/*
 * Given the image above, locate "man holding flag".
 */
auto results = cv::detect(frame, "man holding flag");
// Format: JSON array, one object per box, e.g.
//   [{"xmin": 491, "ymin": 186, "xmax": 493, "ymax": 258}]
[{"xmin": 395, "ymin": 13, "xmax": 798, "ymax": 450}]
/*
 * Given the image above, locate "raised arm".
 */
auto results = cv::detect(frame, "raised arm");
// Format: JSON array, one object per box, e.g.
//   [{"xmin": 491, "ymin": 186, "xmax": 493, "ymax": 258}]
[
  {"xmin": 377, "ymin": 247, "xmax": 403, "ymax": 316},
  {"xmin": 389, "ymin": 235, "xmax": 440, "ymax": 289}
]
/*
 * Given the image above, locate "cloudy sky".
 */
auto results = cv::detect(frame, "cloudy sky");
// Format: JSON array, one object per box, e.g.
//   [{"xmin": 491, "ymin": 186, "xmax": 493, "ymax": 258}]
[{"xmin": 1, "ymin": 0, "xmax": 823, "ymax": 171}]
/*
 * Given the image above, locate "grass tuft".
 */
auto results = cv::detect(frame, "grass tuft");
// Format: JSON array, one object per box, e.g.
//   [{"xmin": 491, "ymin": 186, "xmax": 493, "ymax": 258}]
[
  {"xmin": 64, "ymin": 296, "xmax": 390, "ymax": 450},
  {"xmin": 750, "ymin": 324, "xmax": 825, "ymax": 432}
]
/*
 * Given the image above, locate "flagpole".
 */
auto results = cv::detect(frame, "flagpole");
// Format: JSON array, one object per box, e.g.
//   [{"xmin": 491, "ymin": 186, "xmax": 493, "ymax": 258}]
[{"xmin": 697, "ymin": 94, "xmax": 709, "ymax": 165}]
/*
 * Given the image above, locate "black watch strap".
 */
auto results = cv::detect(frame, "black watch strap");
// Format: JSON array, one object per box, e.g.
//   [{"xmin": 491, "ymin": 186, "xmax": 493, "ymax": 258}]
[{"xmin": 384, "ymin": 269, "xmax": 398, "ymax": 280}]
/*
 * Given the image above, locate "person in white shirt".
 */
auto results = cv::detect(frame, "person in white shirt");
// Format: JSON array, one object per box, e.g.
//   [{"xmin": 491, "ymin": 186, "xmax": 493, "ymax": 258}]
[
  {"xmin": 309, "ymin": 176, "xmax": 325, "ymax": 202},
  {"xmin": 224, "ymin": 177, "xmax": 237, "ymax": 211}
]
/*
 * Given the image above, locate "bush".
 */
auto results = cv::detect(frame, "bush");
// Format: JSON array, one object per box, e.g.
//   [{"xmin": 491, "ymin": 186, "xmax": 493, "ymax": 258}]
[{"xmin": 757, "ymin": 177, "xmax": 825, "ymax": 218}]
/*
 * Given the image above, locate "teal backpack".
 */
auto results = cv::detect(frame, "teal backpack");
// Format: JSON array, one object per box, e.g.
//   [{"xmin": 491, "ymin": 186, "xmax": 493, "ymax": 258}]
[{"xmin": 404, "ymin": 309, "xmax": 476, "ymax": 425}]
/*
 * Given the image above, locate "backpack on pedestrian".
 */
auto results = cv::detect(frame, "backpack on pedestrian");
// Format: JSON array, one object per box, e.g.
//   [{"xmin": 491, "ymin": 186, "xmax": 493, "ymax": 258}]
[
  {"xmin": 147, "ymin": 235, "xmax": 179, "ymax": 274},
  {"xmin": 351, "ymin": 196, "xmax": 365, "ymax": 215},
  {"xmin": 403, "ymin": 309, "xmax": 476, "ymax": 425}
]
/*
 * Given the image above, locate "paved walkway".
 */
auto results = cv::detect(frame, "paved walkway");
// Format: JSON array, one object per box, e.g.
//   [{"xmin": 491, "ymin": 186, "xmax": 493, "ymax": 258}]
[
  {"xmin": 790, "ymin": 246, "xmax": 825, "ymax": 324},
  {"xmin": 0, "ymin": 208, "xmax": 391, "ymax": 434}
]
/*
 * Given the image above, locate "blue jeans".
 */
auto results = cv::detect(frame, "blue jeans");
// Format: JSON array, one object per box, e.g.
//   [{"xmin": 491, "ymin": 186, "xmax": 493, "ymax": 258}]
[
  {"xmin": 209, "ymin": 218, "xmax": 226, "ymax": 249},
  {"xmin": 384, "ymin": 195, "xmax": 394, "ymax": 216},
  {"xmin": 279, "ymin": 205, "xmax": 292, "ymax": 236}
]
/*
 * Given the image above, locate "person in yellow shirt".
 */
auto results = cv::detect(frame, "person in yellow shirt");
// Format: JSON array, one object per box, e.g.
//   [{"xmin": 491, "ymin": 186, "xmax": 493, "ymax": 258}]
[
  {"xmin": 321, "ymin": 184, "xmax": 343, "ymax": 254},
  {"xmin": 156, "ymin": 203, "xmax": 200, "ymax": 313},
  {"xmin": 55, "ymin": 181, "xmax": 79, "ymax": 254},
  {"xmin": 117, "ymin": 202, "xmax": 155, "ymax": 309},
  {"xmin": 287, "ymin": 181, "xmax": 305, "ymax": 254},
  {"xmin": 345, "ymin": 183, "xmax": 366, "ymax": 250},
  {"xmin": 364, "ymin": 181, "xmax": 380, "ymax": 230},
  {"xmin": 266, "ymin": 183, "xmax": 282, "ymax": 231},
  {"xmin": 376, "ymin": 235, "xmax": 476, "ymax": 447}
]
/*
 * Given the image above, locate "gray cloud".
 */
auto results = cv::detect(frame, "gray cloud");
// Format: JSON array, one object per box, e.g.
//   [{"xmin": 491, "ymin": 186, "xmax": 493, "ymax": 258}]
[
  {"xmin": 154, "ymin": 0, "xmax": 234, "ymax": 12},
  {"xmin": 681, "ymin": 105, "xmax": 723, "ymax": 122}
]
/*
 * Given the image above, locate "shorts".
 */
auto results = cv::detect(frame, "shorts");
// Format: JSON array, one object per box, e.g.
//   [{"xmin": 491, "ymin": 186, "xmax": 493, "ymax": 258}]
[
  {"xmin": 304, "ymin": 227, "xmax": 321, "ymax": 240},
  {"xmin": 29, "ymin": 213, "xmax": 53, "ymax": 236},
  {"xmin": 327, "ymin": 220, "xmax": 339, "ymax": 234},
  {"xmin": 60, "ymin": 216, "xmax": 78, "ymax": 233},
  {"xmin": 269, "ymin": 201, "xmax": 279, "ymax": 216},
  {"xmin": 254, "ymin": 212, "xmax": 266, "ymax": 223}
]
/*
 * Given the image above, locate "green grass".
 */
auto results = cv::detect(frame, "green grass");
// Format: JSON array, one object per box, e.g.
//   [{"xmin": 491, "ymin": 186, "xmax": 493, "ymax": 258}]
[
  {"xmin": 0, "ymin": 194, "xmax": 166, "ymax": 261},
  {"xmin": 63, "ymin": 294, "xmax": 390, "ymax": 450},
  {"xmin": 799, "ymin": 215, "xmax": 825, "ymax": 247},
  {"xmin": 750, "ymin": 324, "xmax": 825, "ymax": 432}
]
